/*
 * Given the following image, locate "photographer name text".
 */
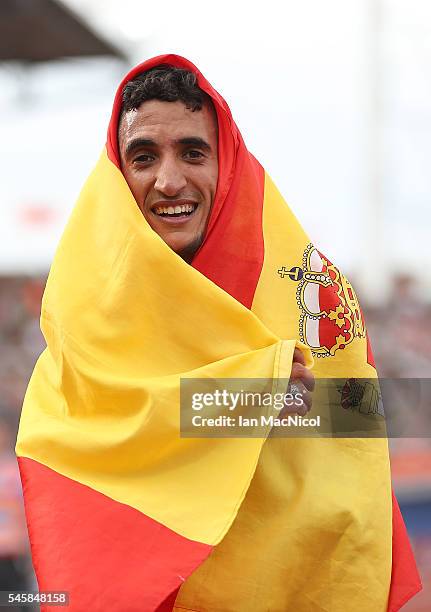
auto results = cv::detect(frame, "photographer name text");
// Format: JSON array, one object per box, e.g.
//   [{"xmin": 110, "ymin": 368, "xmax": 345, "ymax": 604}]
[{"xmin": 191, "ymin": 414, "xmax": 320, "ymax": 428}]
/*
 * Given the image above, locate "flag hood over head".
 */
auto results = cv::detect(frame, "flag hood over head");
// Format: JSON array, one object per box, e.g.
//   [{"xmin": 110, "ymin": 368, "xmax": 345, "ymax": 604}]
[{"xmin": 107, "ymin": 53, "xmax": 265, "ymax": 308}]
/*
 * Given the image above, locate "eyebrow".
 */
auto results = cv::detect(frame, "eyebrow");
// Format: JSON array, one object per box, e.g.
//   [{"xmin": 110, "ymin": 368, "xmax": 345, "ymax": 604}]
[
  {"xmin": 124, "ymin": 136, "xmax": 212, "ymax": 158},
  {"xmin": 176, "ymin": 137, "xmax": 211, "ymax": 151},
  {"xmin": 125, "ymin": 138, "xmax": 156, "ymax": 157}
]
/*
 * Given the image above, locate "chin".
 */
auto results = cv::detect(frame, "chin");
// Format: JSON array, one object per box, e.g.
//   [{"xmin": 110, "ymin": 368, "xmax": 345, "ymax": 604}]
[{"xmin": 164, "ymin": 236, "xmax": 189, "ymax": 254}]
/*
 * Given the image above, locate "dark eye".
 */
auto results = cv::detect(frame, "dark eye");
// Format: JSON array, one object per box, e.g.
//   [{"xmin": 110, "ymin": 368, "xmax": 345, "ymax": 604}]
[
  {"xmin": 184, "ymin": 150, "xmax": 204, "ymax": 160},
  {"xmin": 134, "ymin": 154, "xmax": 155, "ymax": 163}
]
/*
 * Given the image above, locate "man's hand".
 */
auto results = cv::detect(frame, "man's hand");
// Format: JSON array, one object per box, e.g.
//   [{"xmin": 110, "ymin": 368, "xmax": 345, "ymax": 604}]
[{"xmin": 284, "ymin": 347, "xmax": 315, "ymax": 416}]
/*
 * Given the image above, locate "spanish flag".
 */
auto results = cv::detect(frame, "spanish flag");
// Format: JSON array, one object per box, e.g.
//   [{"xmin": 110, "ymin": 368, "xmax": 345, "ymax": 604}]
[{"xmin": 16, "ymin": 55, "xmax": 421, "ymax": 611}]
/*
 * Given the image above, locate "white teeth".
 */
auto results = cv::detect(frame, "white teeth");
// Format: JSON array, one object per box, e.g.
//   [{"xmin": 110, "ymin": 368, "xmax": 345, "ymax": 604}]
[{"xmin": 153, "ymin": 203, "xmax": 197, "ymax": 215}]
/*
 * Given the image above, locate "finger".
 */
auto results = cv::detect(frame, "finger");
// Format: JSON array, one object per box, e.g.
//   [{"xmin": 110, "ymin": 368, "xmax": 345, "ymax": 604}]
[
  {"xmin": 294, "ymin": 402, "xmax": 308, "ymax": 416},
  {"xmin": 290, "ymin": 363, "xmax": 315, "ymax": 392},
  {"xmin": 293, "ymin": 387, "xmax": 312, "ymax": 414},
  {"xmin": 301, "ymin": 389, "xmax": 313, "ymax": 413},
  {"xmin": 285, "ymin": 382, "xmax": 312, "ymax": 413},
  {"xmin": 292, "ymin": 347, "xmax": 306, "ymax": 365}
]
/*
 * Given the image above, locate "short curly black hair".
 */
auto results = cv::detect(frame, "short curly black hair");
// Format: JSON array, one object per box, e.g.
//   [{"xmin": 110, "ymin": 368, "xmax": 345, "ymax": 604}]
[{"xmin": 121, "ymin": 64, "xmax": 208, "ymax": 115}]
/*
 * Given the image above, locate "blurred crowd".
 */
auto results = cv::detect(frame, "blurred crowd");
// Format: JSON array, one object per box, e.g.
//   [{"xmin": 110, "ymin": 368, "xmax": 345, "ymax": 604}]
[
  {"xmin": 0, "ymin": 273, "xmax": 430, "ymax": 607},
  {"xmin": 364, "ymin": 274, "xmax": 431, "ymax": 611},
  {"xmin": 0, "ymin": 277, "xmax": 45, "ymax": 607},
  {"xmin": 365, "ymin": 274, "xmax": 431, "ymax": 378}
]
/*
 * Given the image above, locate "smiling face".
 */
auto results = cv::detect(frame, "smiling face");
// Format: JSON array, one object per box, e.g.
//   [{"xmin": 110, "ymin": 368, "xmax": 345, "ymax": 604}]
[{"xmin": 118, "ymin": 99, "xmax": 219, "ymax": 261}]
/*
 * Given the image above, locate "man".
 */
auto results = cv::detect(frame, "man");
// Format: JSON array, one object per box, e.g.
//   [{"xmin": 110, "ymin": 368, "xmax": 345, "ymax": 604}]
[
  {"xmin": 16, "ymin": 55, "xmax": 420, "ymax": 611},
  {"xmin": 117, "ymin": 65, "xmax": 313, "ymax": 412}
]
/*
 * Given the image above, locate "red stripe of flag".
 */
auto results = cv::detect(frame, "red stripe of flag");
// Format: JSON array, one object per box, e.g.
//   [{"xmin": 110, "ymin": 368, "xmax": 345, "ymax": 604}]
[
  {"xmin": 388, "ymin": 491, "xmax": 422, "ymax": 611},
  {"xmin": 18, "ymin": 457, "xmax": 212, "ymax": 612}
]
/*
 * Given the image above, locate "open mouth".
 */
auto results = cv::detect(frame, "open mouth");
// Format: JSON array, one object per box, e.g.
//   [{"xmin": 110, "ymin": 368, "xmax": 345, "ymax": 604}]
[{"xmin": 151, "ymin": 203, "xmax": 198, "ymax": 219}]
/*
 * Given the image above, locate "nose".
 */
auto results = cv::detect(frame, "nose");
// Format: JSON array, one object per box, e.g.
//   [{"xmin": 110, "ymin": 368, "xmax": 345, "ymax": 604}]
[{"xmin": 154, "ymin": 156, "xmax": 187, "ymax": 196}]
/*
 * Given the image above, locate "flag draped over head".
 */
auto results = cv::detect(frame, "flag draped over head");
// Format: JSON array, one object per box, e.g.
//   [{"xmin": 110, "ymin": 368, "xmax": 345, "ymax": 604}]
[{"xmin": 16, "ymin": 55, "xmax": 421, "ymax": 612}]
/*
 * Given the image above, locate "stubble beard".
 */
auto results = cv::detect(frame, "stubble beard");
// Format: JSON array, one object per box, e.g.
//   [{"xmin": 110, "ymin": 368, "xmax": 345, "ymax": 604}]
[{"xmin": 177, "ymin": 234, "xmax": 205, "ymax": 264}]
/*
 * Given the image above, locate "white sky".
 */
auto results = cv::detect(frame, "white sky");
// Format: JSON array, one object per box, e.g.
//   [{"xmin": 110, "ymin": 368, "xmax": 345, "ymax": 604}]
[{"xmin": 1, "ymin": 0, "xmax": 430, "ymax": 300}]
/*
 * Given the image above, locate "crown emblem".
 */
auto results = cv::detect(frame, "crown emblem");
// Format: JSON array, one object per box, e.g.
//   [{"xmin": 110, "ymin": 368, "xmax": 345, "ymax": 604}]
[{"xmin": 279, "ymin": 244, "xmax": 366, "ymax": 358}]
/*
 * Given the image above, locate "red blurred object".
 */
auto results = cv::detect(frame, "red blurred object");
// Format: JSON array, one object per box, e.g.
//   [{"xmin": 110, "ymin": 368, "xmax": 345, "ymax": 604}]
[{"xmin": 17, "ymin": 204, "xmax": 57, "ymax": 227}]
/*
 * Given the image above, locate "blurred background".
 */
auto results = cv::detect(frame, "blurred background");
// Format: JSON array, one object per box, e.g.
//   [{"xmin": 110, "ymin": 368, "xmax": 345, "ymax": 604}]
[{"xmin": 0, "ymin": 0, "xmax": 430, "ymax": 609}]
